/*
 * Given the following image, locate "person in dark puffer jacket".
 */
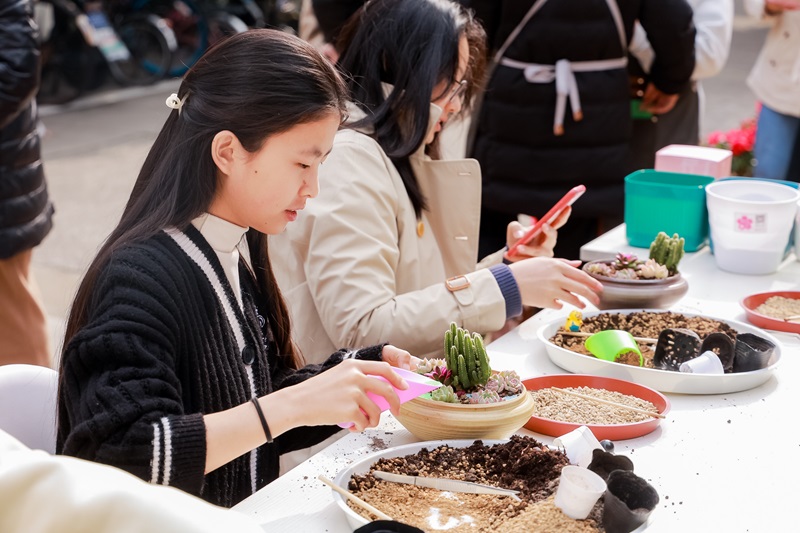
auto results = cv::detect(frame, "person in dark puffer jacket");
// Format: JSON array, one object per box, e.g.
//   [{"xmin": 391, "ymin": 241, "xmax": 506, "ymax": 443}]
[
  {"xmin": 467, "ymin": 0, "xmax": 696, "ymax": 260},
  {"xmin": 0, "ymin": 0, "xmax": 55, "ymax": 367}
]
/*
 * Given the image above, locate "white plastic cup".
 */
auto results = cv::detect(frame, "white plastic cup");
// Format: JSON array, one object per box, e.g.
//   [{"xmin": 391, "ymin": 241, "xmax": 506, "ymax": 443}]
[
  {"xmin": 552, "ymin": 426, "xmax": 602, "ymax": 468},
  {"xmin": 706, "ymin": 180, "xmax": 800, "ymax": 275},
  {"xmin": 554, "ymin": 465, "xmax": 607, "ymax": 520},
  {"xmin": 679, "ymin": 350, "xmax": 724, "ymax": 374}
]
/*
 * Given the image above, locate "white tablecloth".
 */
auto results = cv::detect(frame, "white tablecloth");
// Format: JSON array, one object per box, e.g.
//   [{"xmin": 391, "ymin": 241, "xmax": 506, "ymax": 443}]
[{"xmin": 233, "ymin": 225, "xmax": 800, "ymax": 532}]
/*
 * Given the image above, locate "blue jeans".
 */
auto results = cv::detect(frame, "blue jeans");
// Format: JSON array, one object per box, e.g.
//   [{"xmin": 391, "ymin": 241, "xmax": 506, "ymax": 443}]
[{"xmin": 753, "ymin": 104, "xmax": 800, "ymax": 181}]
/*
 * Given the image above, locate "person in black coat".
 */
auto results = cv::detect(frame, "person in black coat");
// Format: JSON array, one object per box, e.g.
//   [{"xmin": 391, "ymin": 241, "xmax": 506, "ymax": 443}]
[
  {"xmin": 0, "ymin": 0, "xmax": 55, "ymax": 366},
  {"xmin": 466, "ymin": 0, "xmax": 696, "ymax": 260}
]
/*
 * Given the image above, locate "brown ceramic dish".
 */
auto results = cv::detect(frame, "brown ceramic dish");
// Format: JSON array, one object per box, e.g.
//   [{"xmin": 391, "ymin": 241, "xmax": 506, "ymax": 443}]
[{"xmin": 582, "ymin": 260, "xmax": 689, "ymax": 310}]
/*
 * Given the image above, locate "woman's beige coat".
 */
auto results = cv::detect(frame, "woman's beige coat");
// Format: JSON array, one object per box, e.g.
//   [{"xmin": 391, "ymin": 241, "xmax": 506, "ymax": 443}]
[{"xmin": 271, "ymin": 105, "xmax": 508, "ymax": 361}]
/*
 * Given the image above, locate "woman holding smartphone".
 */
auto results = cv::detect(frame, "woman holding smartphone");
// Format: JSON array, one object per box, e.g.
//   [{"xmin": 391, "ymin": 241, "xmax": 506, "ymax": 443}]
[{"xmin": 271, "ymin": 0, "xmax": 602, "ymax": 361}]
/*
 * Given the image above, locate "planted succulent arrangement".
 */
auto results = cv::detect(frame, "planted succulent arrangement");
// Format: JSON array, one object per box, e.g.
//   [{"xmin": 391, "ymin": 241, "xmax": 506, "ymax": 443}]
[
  {"xmin": 416, "ymin": 323, "xmax": 523, "ymax": 404},
  {"xmin": 585, "ymin": 232, "xmax": 685, "ymax": 280}
]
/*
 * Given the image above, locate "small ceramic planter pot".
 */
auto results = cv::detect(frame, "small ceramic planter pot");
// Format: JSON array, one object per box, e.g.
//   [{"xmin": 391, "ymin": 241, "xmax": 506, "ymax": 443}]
[{"xmin": 582, "ymin": 260, "xmax": 689, "ymax": 310}]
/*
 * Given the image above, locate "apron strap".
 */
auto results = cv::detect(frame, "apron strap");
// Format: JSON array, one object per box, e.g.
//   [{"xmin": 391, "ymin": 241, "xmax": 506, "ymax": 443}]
[
  {"xmin": 494, "ymin": 0, "xmax": 629, "ymax": 135},
  {"xmin": 495, "ymin": 0, "xmax": 627, "ymax": 64},
  {"xmin": 492, "ymin": 0, "xmax": 551, "ymax": 65}
]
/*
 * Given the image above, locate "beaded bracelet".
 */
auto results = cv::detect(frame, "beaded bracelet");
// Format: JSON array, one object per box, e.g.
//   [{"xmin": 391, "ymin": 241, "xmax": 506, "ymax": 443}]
[{"xmin": 251, "ymin": 397, "xmax": 273, "ymax": 443}]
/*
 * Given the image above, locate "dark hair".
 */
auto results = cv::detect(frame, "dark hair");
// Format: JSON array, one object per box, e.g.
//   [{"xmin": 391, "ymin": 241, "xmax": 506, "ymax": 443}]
[
  {"xmin": 61, "ymin": 29, "xmax": 348, "ymax": 371},
  {"xmin": 336, "ymin": 0, "xmax": 486, "ymax": 217}
]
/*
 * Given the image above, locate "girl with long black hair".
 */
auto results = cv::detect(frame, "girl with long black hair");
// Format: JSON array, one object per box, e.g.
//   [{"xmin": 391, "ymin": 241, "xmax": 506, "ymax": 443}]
[{"xmin": 56, "ymin": 29, "xmax": 416, "ymax": 508}]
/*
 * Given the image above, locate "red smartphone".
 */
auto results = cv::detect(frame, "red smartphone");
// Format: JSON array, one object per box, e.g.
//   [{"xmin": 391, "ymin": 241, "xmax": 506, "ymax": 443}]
[{"xmin": 506, "ymin": 184, "xmax": 586, "ymax": 257}]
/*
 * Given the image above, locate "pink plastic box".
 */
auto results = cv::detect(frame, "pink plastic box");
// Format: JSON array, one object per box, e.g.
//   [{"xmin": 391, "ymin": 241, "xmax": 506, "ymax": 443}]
[{"xmin": 655, "ymin": 144, "xmax": 732, "ymax": 179}]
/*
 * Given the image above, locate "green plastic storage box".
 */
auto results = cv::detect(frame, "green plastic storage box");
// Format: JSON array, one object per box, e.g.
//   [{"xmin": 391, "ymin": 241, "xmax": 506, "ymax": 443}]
[{"xmin": 624, "ymin": 169, "xmax": 715, "ymax": 252}]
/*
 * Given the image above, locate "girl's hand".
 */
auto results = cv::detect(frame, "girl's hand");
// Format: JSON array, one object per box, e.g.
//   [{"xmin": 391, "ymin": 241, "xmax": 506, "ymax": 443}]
[
  {"xmin": 508, "ymin": 257, "xmax": 603, "ymax": 309},
  {"xmin": 505, "ymin": 207, "xmax": 571, "ymax": 261},
  {"xmin": 381, "ymin": 344, "xmax": 421, "ymax": 370},
  {"xmin": 293, "ymin": 359, "xmax": 407, "ymax": 431}
]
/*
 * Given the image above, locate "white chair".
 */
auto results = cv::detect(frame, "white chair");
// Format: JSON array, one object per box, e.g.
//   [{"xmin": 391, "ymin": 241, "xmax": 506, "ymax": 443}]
[{"xmin": 0, "ymin": 364, "xmax": 58, "ymax": 453}]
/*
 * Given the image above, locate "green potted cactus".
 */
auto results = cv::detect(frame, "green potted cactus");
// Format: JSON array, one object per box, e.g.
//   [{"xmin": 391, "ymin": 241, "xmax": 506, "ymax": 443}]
[
  {"xmin": 581, "ymin": 232, "xmax": 689, "ymax": 310},
  {"xmin": 394, "ymin": 323, "xmax": 535, "ymax": 441},
  {"xmin": 416, "ymin": 323, "xmax": 524, "ymax": 405}
]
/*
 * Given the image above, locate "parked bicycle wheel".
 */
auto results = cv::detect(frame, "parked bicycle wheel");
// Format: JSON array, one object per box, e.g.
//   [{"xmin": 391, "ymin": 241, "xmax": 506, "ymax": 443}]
[
  {"xmin": 128, "ymin": 0, "xmax": 246, "ymax": 78},
  {"xmin": 109, "ymin": 14, "xmax": 176, "ymax": 86},
  {"xmin": 207, "ymin": 10, "xmax": 249, "ymax": 44}
]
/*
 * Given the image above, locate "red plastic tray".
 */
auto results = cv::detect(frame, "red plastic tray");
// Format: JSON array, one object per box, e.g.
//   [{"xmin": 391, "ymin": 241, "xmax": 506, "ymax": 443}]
[
  {"xmin": 741, "ymin": 291, "xmax": 800, "ymax": 335},
  {"xmin": 523, "ymin": 374, "xmax": 670, "ymax": 441}
]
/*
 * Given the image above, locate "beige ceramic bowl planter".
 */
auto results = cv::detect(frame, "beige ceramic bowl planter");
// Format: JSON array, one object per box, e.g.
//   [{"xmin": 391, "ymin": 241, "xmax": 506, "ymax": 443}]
[
  {"xmin": 395, "ymin": 388, "xmax": 536, "ymax": 441},
  {"xmin": 395, "ymin": 323, "xmax": 535, "ymax": 440}
]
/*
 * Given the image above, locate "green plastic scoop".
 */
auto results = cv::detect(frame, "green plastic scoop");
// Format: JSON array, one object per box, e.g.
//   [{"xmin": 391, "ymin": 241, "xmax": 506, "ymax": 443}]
[{"xmin": 584, "ymin": 330, "xmax": 644, "ymax": 366}]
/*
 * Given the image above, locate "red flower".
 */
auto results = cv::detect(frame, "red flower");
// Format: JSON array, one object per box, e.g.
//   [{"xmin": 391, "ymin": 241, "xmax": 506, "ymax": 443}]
[
  {"xmin": 728, "ymin": 131, "xmax": 749, "ymax": 156},
  {"xmin": 704, "ymin": 107, "xmax": 760, "ymax": 177},
  {"xmin": 707, "ymin": 130, "xmax": 725, "ymax": 146}
]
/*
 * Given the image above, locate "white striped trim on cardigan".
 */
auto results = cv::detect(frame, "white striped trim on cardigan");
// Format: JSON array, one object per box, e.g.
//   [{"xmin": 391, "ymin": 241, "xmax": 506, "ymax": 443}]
[
  {"xmin": 165, "ymin": 227, "xmax": 260, "ymax": 494},
  {"xmin": 151, "ymin": 422, "xmax": 161, "ymax": 483},
  {"xmin": 161, "ymin": 416, "xmax": 173, "ymax": 486}
]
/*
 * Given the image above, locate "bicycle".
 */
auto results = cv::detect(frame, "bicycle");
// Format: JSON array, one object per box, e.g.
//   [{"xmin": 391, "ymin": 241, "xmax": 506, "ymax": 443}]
[
  {"xmin": 35, "ymin": 0, "xmax": 176, "ymax": 104},
  {"xmin": 122, "ymin": 0, "xmax": 249, "ymax": 78}
]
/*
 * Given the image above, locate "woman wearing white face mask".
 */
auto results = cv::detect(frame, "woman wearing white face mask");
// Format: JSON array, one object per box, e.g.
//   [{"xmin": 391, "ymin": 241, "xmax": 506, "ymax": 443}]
[{"xmin": 270, "ymin": 0, "xmax": 603, "ymax": 362}]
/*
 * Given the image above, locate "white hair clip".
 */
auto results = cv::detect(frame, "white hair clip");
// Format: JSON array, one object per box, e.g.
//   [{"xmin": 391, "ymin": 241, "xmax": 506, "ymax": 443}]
[{"xmin": 165, "ymin": 92, "xmax": 188, "ymax": 115}]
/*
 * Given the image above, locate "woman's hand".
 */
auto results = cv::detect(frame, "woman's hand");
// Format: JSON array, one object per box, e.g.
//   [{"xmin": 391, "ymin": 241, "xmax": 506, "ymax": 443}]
[
  {"xmin": 381, "ymin": 345, "xmax": 421, "ymax": 370},
  {"xmin": 504, "ymin": 207, "xmax": 571, "ymax": 261},
  {"xmin": 508, "ymin": 257, "xmax": 603, "ymax": 309}
]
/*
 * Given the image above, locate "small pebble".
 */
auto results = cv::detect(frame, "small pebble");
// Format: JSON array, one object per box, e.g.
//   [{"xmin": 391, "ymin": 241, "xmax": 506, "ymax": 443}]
[{"xmin": 600, "ymin": 439, "xmax": 615, "ymax": 453}]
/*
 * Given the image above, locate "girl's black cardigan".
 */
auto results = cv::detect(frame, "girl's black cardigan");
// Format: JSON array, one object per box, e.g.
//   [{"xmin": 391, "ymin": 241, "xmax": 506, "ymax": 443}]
[{"xmin": 56, "ymin": 226, "xmax": 383, "ymax": 508}]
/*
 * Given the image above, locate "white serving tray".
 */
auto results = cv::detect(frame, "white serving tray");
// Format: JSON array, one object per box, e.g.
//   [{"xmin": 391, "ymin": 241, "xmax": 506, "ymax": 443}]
[
  {"xmin": 332, "ymin": 439, "xmax": 652, "ymax": 531},
  {"xmin": 537, "ymin": 309, "xmax": 781, "ymax": 394}
]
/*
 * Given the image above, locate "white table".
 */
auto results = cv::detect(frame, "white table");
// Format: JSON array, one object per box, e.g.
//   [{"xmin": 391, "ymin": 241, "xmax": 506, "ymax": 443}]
[{"xmin": 234, "ymin": 225, "xmax": 800, "ymax": 532}]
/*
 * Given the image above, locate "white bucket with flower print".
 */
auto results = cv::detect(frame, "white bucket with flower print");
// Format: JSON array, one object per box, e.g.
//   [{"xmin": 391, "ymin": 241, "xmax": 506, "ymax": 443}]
[{"xmin": 706, "ymin": 180, "xmax": 800, "ymax": 275}]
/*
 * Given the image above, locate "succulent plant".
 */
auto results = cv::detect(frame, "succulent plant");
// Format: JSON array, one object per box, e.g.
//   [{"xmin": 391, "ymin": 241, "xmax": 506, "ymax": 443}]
[
  {"xmin": 484, "ymin": 373, "xmax": 505, "ymax": 393},
  {"xmin": 415, "ymin": 358, "xmax": 441, "ymax": 375},
  {"xmin": 649, "ymin": 232, "xmax": 685, "ymax": 275},
  {"xmin": 585, "ymin": 261, "xmax": 617, "ymax": 277},
  {"xmin": 468, "ymin": 389, "xmax": 503, "ymax": 404},
  {"xmin": 638, "ymin": 258, "xmax": 669, "ymax": 279},
  {"xmin": 614, "ymin": 252, "xmax": 640, "ymax": 270},
  {"xmin": 498, "ymin": 370, "xmax": 523, "ymax": 394},
  {"xmin": 426, "ymin": 365, "xmax": 453, "ymax": 387},
  {"xmin": 430, "ymin": 385, "xmax": 459, "ymax": 403},
  {"xmin": 443, "ymin": 322, "xmax": 491, "ymax": 391},
  {"xmin": 614, "ymin": 268, "xmax": 640, "ymax": 280}
]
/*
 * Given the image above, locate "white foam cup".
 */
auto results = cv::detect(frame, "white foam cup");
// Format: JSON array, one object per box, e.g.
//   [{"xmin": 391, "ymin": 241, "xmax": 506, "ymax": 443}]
[
  {"xmin": 554, "ymin": 465, "xmax": 607, "ymax": 520},
  {"xmin": 552, "ymin": 426, "xmax": 602, "ymax": 468},
  {"xmin": 679, "ymin": 350, "xmax": 725, "ymax": 374}
]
